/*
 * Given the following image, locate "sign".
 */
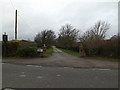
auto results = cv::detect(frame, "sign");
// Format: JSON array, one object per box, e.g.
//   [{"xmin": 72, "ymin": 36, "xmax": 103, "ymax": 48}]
[{"xmin": 37, "ymin": 48, "xmax": 43, "ymax": 53}]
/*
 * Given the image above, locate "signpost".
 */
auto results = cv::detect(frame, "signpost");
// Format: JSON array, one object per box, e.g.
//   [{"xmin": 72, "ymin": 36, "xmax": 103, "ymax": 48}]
[{"xmin": 2, "ymin": 32, "xmax": 8, "ymax": 57}]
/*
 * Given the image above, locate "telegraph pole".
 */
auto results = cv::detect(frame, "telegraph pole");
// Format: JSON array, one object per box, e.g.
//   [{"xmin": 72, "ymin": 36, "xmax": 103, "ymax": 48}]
[{"xmin": 15, "ymin": 10, "xmax": 17, "ymax": 40}]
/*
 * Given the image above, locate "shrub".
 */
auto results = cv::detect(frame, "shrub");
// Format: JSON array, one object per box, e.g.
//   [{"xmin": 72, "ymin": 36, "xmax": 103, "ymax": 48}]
[
  {"xmin": 17, "ymin": 46, "xmax": 37, "ymax": 57},
  {"xmin": 8, "ymin": 52, "xmax": 17, "ymax": 57},
  {"xmin": 7, "ymin": 40, "xmax": 20, "ymax": 56},
  {"xmin": 82, "ymin": 38, "xmax": 119, "ymax": 58},
  {"xmin": 19, "ymin": 40, "xmax": 37, "ymax": 48}
]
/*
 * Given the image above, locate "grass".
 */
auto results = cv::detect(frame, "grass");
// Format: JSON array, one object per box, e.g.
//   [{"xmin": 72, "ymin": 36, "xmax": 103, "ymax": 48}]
[
  {"xmin": 58, "ymin": 48, "xmax": 80, "ymax": 57},
  {"xmin": 46, "ymin": 48, "xmax": 53, "ymax": 57},
  {"xmin": 8, "ymin": 40, "xmax": 20, "ymax": 43},
  {"xmin": 0, "ymin": 57, "xmax": 17, "ymax": 59},
  {"xmin": 57, "ymin": 48, "xmax": 119, "ymax": 62}
]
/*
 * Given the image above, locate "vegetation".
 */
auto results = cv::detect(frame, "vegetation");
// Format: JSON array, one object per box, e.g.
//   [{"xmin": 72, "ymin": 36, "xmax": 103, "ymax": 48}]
[
  {"xmin": 46, "ymin": 48, "xmax": 53, "ymax": 57},
  {"xmin": 56, "ymin": 24, "xmax": 79, "ymax": 52},
  {"xmin": 2, "ymin": 20, "xmax": 119, "ymax": 59},
  {"xmin": 58, "ymin": 48, "xmax": 80, "ymax": 57},
  {"xmin": 59, "ymin": 48, "xmax": 119, "ymax": 62},
  {"xmin": 8, "ymin": 40, "xmax": 20, "ymax": 43},
  {"xmin": 56, "ymin": 21, "xmax": 119, "ymax": 59},
  {"xmin": 79, "ymin": 21, "xmax": 119, "ymax": 58},
  {"xmin": 7, "ymin": 40, "xmax": 20, "ymax": 56},
  {"xmin": 19, "ymin": 40, "xmax": 37, "ymax": 48},
  {"xmin": 16, "ymin": 46, "xmax": 37, "ymax": 57},
  {"xmin": 5, "ymin": 40, "xmax": 37, "ymax": 57},
  {"xmin": 34, "ymin": 30, "xmax": 56, "ymax": 48},
  {"xmin": 1, "ymin": 57, "xmax": 17, "ymax": 59}
]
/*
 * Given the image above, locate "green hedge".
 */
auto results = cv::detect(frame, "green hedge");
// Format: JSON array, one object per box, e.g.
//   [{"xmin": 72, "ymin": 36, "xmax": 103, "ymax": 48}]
[
  {"xmin": 7, "ymin": 40, "xmax": 20, "ymax": 56},
  {"xmin": 16, "ymin": 46, "xmax": 37, "ymax": 57}
]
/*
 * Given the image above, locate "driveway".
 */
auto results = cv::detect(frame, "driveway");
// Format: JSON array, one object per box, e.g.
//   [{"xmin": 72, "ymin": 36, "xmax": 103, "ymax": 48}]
[{"xmin": 2, "ymin": 46, "xmax": 118, "ymax": 69}]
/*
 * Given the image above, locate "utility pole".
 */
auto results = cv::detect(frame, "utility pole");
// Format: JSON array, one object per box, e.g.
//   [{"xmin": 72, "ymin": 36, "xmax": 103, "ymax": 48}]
[{"xmin": 15, "ymin": 10, "xmax": 17, "ymax": 40}]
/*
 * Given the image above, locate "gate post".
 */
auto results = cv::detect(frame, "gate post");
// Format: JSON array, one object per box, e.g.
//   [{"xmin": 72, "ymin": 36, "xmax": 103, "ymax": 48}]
[{"xmin": 79, "ymin": 43, "xmax": 86, "ymax": 57}]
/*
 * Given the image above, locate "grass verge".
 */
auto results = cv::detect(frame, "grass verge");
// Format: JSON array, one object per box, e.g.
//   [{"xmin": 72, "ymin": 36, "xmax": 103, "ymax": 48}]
[
  {"xmin": 0, "ymin": 57, "xmax": 17, "ymax": 59},
  {"xmin": 58, "ymin": 48, "xmax": 80, "ymax": 57},
  {"xmin": 46, "ymin": 48, "xmax": 53, "ymax": 57},
  {"xmin": 57, "ymin": 48, "xmax": 119, "ymax": 62}
]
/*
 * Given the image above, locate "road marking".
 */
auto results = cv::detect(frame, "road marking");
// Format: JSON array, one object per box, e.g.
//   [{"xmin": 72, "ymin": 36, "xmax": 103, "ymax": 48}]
[
  {"xmin": 26, "ymin": 65, "xmax": 33, "ymax": 67},
  {"xmin": 56, "ymin": 74, "xmax": 61, "ymax": 77},
  {"xmin": 19, "ymin": 72, "xmax": 26, "ymax": 77},
  {"xmin": 63, "ymin": 67, "xmax": 67, "ymax": 68},
  {"xmin": 98, "ymin": 69, "xmax": 110, "ymax": 71},
  {"xmin": 26, "ymin": 65, "xmax": 42, "ymax": 68},
  {"xmin": 20, "ymin": 74, "xmax": 26, "ymax": 77},
  {"xmin": 35, "ymin": 65, "xmax": 42, "ymax": 68},
  {"xmin": 37, "ymin": 76, "xmax": 43, "ymax": 79},
  {"xmin": 92, "ymin": 69, "xmax": 110, "ymax": 71},
  {"xmin": 4, "ymin": 88, "xmax": 15, "ymax": 90}
]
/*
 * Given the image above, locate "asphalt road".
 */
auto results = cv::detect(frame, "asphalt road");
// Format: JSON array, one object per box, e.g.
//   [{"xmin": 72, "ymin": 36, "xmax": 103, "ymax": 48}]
[
  {"xmin": 0, "ymin": 61, "xmax": 2, "ymax": 89},
  {"xmin": 2, "ymin": 63, "xmax": 118, "ymax": 88}
]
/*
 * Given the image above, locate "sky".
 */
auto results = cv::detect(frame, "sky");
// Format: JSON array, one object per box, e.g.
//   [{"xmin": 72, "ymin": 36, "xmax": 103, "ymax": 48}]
[{"xmin": 0, "ymin": 0, "xmax": 119, "ymax": 41}]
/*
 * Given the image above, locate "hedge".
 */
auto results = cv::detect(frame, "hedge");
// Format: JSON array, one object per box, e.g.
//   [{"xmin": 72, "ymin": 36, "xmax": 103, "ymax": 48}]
[{"xmin": 16, "ymin": 46, "xmax": 37, "ymax": 57}]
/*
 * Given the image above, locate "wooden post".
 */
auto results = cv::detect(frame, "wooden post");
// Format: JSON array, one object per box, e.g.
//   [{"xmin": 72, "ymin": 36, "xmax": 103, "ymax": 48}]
[{"xmin": 15, "ymin": 10, "xmax": 17, "ymax": 40}]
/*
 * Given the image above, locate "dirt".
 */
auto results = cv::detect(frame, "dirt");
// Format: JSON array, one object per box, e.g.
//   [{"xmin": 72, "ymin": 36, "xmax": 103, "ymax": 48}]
[{"xmin": 2, "ymin": 46, "xmax": 118, "ymax": 69}]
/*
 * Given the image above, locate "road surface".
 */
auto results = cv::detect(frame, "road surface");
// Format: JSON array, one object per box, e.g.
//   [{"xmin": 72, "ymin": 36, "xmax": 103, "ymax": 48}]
[
  {"xmin": 2, "ymin": 47, "xmax": 118, "ymax": 88},
  {"xmin": 2, "ymin": 63, "xmax": 118, "ymax": 88}
]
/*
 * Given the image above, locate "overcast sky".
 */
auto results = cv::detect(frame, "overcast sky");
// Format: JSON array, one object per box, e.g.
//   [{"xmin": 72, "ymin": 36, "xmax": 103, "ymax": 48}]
[{"xmin": 0, "ymin": 0, "xmax": 118, "ymax": 41}]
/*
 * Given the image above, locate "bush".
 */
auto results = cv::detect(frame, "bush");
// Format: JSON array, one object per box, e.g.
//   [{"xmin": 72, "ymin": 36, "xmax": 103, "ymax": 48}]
[
  {"xmin": 7, "ymin": 40, "xmax": 20, "ymax": 56},
  {"xmin": 8, "ymin": 52, "xmax": 17, "ymax": 57},
  {"xmin": 19, "ymin": 40, "xmax": 37, "ymax": 48},
  {"xmin": 82, "ymin": 38, "xmax": 119, "ymax": 58},
  {"xmin": 17, "ymin": 46, "xmax": 37, "ymax": 57}
]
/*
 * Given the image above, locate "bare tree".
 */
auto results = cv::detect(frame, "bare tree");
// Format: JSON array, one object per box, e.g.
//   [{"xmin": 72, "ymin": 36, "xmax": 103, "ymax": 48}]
[
  {"xmin": 80, "ymin": 21, "xmax": 110, "ymax": 42},
  {"xmin": 79, "ymin": 30, "xmax": 93, "ymax": 42},
  {"xmin": 57, "ymin": 24, "xmax": 79, "ymax": 50},
  {"xmin": 91, "ymin": 20, "xmax": 110, "ymax": 40},
  {"xmin": 35, "ymin": 30, "xmax": 56, "ymax": 48},
  {"xmin": 79, "ymin": 21, "xmax": 110, "ymax": 56}
]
